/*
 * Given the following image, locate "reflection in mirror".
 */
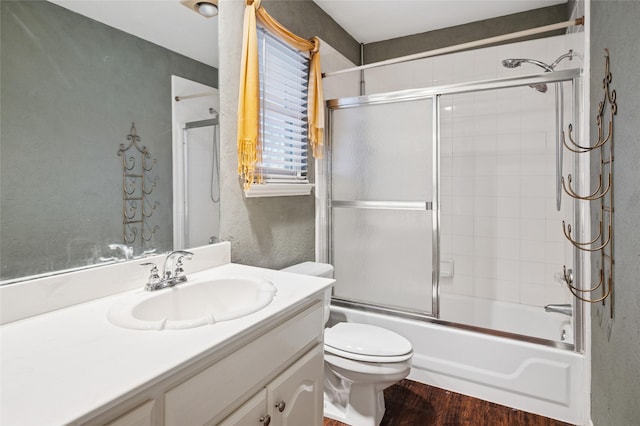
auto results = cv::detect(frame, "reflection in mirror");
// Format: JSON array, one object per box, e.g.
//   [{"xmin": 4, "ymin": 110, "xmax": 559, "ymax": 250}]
[{"xmin": 0, "ymin": 1, "xmax": 218, "ymax": 282}]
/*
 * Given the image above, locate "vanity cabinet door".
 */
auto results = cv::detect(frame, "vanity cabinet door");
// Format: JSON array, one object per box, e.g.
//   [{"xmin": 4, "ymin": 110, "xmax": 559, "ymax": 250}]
[
  {"xmin": 104, "ymin": 400, "xmax": 155, "ymax": 426},
  {"xmin": 218, "ymin": 389, "xmax": 269, "ymax": 426},
  {"xmin": 268, "ymin": 344, "xmax": 324, "ymax": 426}
]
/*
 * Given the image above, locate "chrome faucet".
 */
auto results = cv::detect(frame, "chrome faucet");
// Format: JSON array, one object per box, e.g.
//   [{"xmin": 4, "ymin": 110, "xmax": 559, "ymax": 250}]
[
  {"xmin": 141, "ymin": 250, "xmax": 193, "ymax": 291},
  {"xmin": 544, "ymin": 303, "xmax": 572, "ymax": 316}
]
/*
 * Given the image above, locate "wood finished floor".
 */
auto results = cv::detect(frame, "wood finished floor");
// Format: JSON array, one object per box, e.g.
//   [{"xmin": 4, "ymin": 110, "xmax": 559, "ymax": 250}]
[{"xmin": 323, "ymin": 379, "xmax": 574, "ymax": 426}]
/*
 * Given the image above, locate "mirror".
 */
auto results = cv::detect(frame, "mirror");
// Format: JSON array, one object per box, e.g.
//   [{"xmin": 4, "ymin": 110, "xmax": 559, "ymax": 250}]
[{"xmin": 0, "ymin": 0, "xmax": 219, "ymax": 282}]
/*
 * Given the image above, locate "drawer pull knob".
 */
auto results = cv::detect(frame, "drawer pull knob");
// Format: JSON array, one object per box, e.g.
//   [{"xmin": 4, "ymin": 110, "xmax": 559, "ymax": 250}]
[
  {"xmin": 260, "ymin": 414, "xmax": 271, "ymax": 425},
  {"xmin": 275, "ymin": 400, "xmax": 286, "ymax": 412}
]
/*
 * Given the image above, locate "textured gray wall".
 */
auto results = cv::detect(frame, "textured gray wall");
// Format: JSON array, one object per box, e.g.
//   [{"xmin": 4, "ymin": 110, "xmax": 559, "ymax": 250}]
[
  {"xmin": 264, "ymin": 0, "xmax": 360, "ymax": 65},
  {"xmin": 0, "ymin": 1, "xmax": 217, "ymax": 280},
  {"xmin": 590, "ymin": 2, "xmax": 640, "ymax": 424},
  {"xmin": 364, "ymin": 4, "xmax": 569, "ymax": 63}
]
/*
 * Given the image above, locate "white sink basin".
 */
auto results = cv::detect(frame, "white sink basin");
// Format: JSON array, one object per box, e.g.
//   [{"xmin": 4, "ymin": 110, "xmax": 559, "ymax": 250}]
[{"xmin": 108, "ymin": 277, "xmax": 277, "ymax": 330}]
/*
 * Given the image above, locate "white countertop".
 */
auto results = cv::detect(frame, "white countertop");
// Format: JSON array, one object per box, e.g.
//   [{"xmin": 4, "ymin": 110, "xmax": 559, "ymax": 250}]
[{"xmin": 0, "ymin": 263, "xmax": 333, "ymax": 426}]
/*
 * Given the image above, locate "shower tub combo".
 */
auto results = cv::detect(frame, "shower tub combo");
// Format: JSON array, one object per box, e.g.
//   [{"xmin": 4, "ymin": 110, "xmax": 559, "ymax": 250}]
[{"xmin": 319, "ymin": 54, "xmax": 587, "ymax": 425}]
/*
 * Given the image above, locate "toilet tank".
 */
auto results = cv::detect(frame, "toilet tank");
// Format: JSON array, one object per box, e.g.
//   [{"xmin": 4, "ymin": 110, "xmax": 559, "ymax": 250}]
[
  {"xmin": 281, "ymin": 261, "xmax": 334, "ymax": 278},
  {"xmin": 281, "ymin": 262, "xmax": 334, "ymax": 323}
]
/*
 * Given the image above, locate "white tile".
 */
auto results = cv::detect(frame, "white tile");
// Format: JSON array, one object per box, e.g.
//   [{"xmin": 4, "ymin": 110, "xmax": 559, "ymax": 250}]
[
  {"xmin": 450, "ymin": 274, "xmax": 474, "ymax": 296},
  {"xmin": 475, "ymin": 216, "xmax": 497, "ymax": 238},
  {"xmin": 452, "ymin": 116, "xmax": 475, "ymax": 138},
  {"xmin": 475, "ymin": 155, "xmax": 498, "ymax": 176},
  {"xmin": 453, "ymin": 155, "xmax": 475, "ymax": 177},
  {"xmin": 494, "ymin": 280, "xmax": 520, "ymax": 303},
  {"xmin": 497, "ymin": 238, "xmax": 520, "ymax": 260},
  {"xmin": 440, "ymin": 175, "xmax": 453, "ymax": 196},
  {"xmin": 520, "ymin": 175, "xmax": 546, "ymax": 198},
  {"xmin": 496, "ymin": 155, "xmax": 521, "ymax": 176},
  {"xmin": 520, "ymin": 154, "xmax": 546, "ymax": 176},
  {"xmin": 520, "ymin": 196, "xmax": 546, "ymax": 219},
  {"xmin": 452, "ymin": 196, "xmax": 474, "ymax": 216},
  {"xmin": 473, "ymin": 47, "xmax": 498, "ymax": 80},
  {"xmin": 453, "ymin": 136, "xmax": 474, "ymax": 156},
  {"xmin": 432, "ymin": 54, "xmax": 454, "ymax": 85},
  {"xmin": 453, "ymin": 50, "xmax": 475, "ymax": 83},
  {"xmin": 474, "ymin": 134, "xmax": 497, "ymax": 156},
  {"xmin": 497, "ymin": 217, "xmax": 520, "ymax": 239},
  {"xmin": 520, "ymin": 218, "xmax": 546, "ymax": 241},
  {"xmin": 452, "ymin": 214, "xmax": 474, "ymax": 236},
  {"xmin": 474, "ymin": 278, "xmax": 499, "ymax": 300},
  {"xmin": 546, "ymin": 219, "xmax": 565, "ymax": 243},
  {"xmin": 475, "ymin": 196, "xmax": 497, "ymax": 217},
  {"xmin": 452, "ymin": 235, "xmax": 474, "ymax": 256},
  {"xmin": 475, "ymin": 237, "xmax": 497, "ymax": 259},
  {"xmin": 497, "ymin": 259, "xmax": 520, "ymax": 281},
  {"xmin": 520, "ymin": 239, "xmax": 547, "ymax": 263},
  {"xmin": 520, "ymin": 284, "xmax": 548, "ymax": 306},
  {"xmin": 520, "ymin": 261, "xmax": 546, "ymax": 284},
  {"xmin": 412, "ymin": 58, "xmax": 433, "ymax": 88},
  {"xmin": 497, "ymin": 175, "xmax": 521, "ymax": 198},
  {"xmin": 545, "ymin": 241, "xmax": 565, "ymax": 264},
  {"xmin": 474, "ymin": 176, "xmax": 497, "ymax": 198},
  {"xmin": 453, "ymin": 175, "xmax": 475, "ymax": 197},
  {"xmin": 497, "ymin": 197, "xmax": 520, "ymax": 218},
  {"xmin": 455, "ymin": 255, "xmax": 475, "ymax": 276},
  {"xmin": 496, "ymin": 133, "xmax": 521, "ymax": 155},
  {"xmin": 452, "ymin": 94, "xmax": 475, "ymax": 117},
  {"xmin": 475, "ymin": 257, "xmax": 497, "ymax": 279}
]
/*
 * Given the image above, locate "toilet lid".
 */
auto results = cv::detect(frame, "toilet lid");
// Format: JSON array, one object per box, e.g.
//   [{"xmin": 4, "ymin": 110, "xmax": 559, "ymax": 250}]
[{"xmin": 325, "ymin": 323, "xmax": 413, "ymax": 358}]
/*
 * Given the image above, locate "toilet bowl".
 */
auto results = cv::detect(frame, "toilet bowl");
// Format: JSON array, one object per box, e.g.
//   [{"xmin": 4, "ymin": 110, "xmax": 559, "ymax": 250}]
[{"xmin": 282, "ymin": 262, "xmax": 413, "ymax": 426}]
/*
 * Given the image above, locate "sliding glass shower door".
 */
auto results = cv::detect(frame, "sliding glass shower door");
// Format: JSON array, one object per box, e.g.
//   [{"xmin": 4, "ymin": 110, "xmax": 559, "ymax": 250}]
[{"xmin": 329, "ymin": 98, "xmax": 436, "ymax": 316}]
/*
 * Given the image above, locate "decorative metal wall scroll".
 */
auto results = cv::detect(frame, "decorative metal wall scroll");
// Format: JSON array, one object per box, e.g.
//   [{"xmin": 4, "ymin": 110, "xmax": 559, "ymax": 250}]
[
  {"xmin": 117, "ymin": 123, "xmax": 159, "ymax": 247},
  {"xmin": 561, "ymin": 49, "xmax": 615, "ymax": 318}
]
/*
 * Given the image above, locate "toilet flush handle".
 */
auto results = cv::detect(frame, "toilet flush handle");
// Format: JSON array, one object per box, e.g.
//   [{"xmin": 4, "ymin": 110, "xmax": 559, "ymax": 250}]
[{"xmin": 275, "ymin": 400, "xmax": 286, "ymax": 412}]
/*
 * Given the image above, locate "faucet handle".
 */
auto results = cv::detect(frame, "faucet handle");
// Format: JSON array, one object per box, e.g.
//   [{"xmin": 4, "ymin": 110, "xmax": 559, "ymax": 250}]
[
  {"xmin": 141, "ymin": 262, "xmax": 162, "ymax": 291},
  {"xmin": 173, "ymin": 255, "xmax": 191, "ymax": 283}
]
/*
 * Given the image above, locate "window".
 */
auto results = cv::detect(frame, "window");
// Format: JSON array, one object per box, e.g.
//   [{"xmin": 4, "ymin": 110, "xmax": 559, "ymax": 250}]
[{"xmin": 246, "ymin": 27, "xmax": 314, "ymax": 197}]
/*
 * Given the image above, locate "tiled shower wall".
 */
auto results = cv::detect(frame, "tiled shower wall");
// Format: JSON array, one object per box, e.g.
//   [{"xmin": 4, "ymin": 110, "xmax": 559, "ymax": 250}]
[{"xmin": 363, "ymin": 33, "xmax": 584, "ymax": 307}]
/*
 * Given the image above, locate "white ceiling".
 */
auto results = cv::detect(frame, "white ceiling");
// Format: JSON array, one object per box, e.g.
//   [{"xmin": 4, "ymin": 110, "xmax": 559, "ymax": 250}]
[
  {"xmin": 50, "ymin": 0, "xmax": 566, "ymax": 69},
  {"xmin": 50, "ymin": 0, "xmax": 219, "ymax": 67}
]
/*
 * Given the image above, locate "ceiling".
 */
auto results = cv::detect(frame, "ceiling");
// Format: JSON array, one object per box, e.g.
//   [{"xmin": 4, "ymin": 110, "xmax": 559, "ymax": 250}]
[{"xmin": 50, "ymin": 0, "xmax": 567, "ymax": 69}]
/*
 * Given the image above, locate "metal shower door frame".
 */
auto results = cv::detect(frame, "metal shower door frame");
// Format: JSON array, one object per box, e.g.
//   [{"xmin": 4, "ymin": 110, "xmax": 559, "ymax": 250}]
[{"xmin": 321, "ymin": 68, "xmax": 585, "ymax": 351}]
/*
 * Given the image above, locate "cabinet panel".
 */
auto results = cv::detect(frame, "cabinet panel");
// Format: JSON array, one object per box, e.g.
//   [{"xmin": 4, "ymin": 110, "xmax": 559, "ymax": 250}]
[
  {"xmin": 268, "ymin": 344, "xmax": 324, "ymax": 426},
  {"xmin": 217, "ymin": 389, "xmax": 268, "ymax": 426},
  {"xmin": 165, "ymin": 302, "xmax": 323, "ymax": 426},
  {"xmin": 104, "ymin": 400, "xmax": 155, "ymax": 426}
]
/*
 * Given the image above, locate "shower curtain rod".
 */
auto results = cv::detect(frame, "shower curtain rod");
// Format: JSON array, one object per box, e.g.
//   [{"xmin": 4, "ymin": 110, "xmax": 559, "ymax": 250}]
[
  {"xmin": 174, "ymin": 90, "xmax": 218, "ymax": 102},
  {"xmin": 322, "ymin": 17, "xmax": 585, "ymax": 78}
]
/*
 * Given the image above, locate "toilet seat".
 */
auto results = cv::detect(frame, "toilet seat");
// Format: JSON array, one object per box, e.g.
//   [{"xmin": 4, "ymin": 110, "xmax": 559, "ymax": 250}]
[{"xmin": 325, "ymin": 322, "xmax": 413, "ymax": 363}]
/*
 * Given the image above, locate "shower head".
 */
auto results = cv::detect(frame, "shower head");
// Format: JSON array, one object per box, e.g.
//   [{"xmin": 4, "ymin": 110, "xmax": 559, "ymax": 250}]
[
  {"xmin": 501, "ymin": 58, "xmax": 554, "ymax": 72},
  {"xmin": 501, "ymin": 50, "xmax": 573, "ymax": 93},
  {"xmin": 530, "ymin": 83, "xmax": 548, "ymax": 93}
]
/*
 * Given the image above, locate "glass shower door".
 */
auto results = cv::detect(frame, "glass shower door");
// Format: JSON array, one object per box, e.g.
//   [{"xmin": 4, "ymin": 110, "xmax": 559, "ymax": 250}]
[{"xmin": 329, "ymin": 98, "xmax": 435, "ymax": 316}]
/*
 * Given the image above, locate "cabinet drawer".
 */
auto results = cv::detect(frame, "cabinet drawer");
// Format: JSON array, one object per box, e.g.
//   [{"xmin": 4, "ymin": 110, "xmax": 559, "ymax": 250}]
[{"xmin": 165, "ymin": 302, "xmax": 323, "ymax": 426}]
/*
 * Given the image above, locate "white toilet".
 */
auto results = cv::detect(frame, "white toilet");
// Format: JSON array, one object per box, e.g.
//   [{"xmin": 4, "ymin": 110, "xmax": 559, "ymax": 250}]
[{"xmin": 282, "ymin": 262, "xmax": 413, "ymax": 426}]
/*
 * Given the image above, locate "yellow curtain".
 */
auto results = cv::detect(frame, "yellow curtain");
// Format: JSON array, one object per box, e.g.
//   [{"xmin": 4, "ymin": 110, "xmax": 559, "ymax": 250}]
[{"xmin": 237, "ymin": 0, "xmax": 325, "ymax": 190}]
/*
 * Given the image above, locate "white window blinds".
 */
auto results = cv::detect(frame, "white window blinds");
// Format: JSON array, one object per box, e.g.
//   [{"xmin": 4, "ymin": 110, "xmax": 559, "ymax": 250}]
[{"xmin": 256, "ymin": 27, "xmax": 310, "ymax": 184}]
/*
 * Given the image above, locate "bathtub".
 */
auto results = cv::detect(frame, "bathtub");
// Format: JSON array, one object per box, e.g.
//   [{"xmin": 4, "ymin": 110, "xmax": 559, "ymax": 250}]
[
  {"xmin": 439, "ymin": 293, "xmax": 574, "ymax": 344},
  {"xmin": 329, "ymin": 302, "xmax": 587, "ymax": 425}
]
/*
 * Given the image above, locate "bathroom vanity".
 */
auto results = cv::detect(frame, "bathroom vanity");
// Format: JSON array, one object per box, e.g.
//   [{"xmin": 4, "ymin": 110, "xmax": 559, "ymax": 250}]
[{"xmin": 0, "ymin": 244, "xmax": 333, "ymax": 425}]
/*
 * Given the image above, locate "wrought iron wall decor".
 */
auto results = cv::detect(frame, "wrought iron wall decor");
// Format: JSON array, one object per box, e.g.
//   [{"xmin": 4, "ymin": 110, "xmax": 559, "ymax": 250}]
[
  {"xmin": 561, "ymin": 49, "xmax": 615, "ymax": 318},
  {"xmin": 117, "ymin": 123, "xmax": 159, "ymax": 247}
]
